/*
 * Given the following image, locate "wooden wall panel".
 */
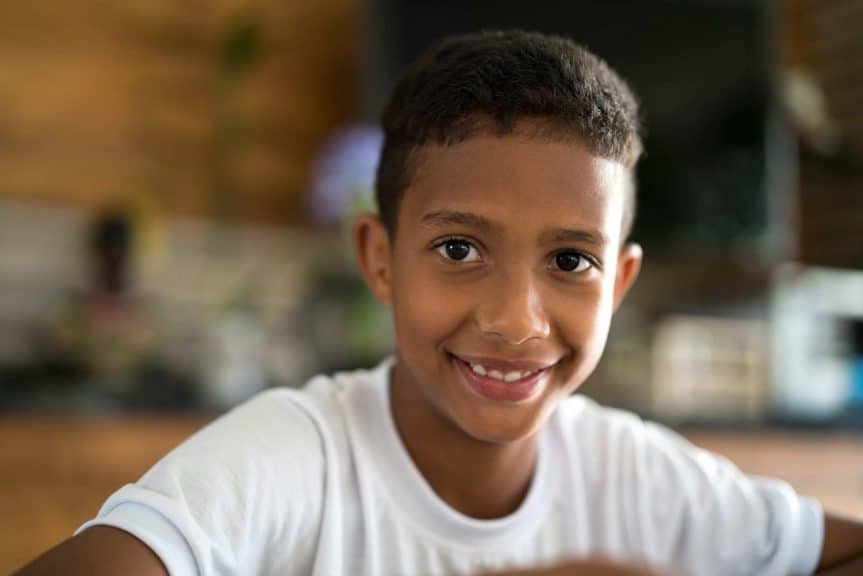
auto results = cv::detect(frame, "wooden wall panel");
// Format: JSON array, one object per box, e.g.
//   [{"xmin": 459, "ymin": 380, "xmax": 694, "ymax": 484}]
[{"xmin": 0, "ymin": 0, "xmax": 358, "ymax": 224}]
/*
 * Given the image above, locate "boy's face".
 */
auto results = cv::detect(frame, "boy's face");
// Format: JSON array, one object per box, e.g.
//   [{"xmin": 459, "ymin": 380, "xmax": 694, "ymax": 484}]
[{"xmin": 355, "ymin": 132, "xmax": 641, "ymax": 443}]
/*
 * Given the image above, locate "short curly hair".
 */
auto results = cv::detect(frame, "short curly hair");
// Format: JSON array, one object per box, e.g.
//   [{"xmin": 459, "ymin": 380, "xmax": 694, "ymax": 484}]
[{"xmin": 375, "ymin": 29, "xmax": 644, "ymax": 241}]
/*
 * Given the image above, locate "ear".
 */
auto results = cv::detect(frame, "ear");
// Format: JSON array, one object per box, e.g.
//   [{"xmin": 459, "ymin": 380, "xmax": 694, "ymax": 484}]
[
  {"xmin": 612, "ymin": 242, "xmax": 642, "ymax": 312},
  {"xmin": 353, "ymin": 212, "xmax": 394, "ymax": 307}
]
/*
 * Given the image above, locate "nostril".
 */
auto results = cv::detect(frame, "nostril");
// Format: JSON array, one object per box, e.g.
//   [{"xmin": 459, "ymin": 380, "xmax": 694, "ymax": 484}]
[{"xmin": 477, "ymin": 283, "xmax": 550, "ymax": 336}]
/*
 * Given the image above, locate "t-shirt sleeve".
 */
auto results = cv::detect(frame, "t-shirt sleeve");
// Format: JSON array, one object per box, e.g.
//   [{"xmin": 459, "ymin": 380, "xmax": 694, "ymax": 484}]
[
  {"xmin": 632, "ymin": 421, "xmax": 824, "ymax": 576},
  {"xmin": 75, "ymin": 390, "xmax": 326, "ymax": 575}
]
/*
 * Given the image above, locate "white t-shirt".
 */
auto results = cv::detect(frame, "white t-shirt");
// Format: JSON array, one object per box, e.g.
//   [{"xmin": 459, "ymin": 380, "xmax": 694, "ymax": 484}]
[{"xmin": 78, "ymin": 358, "xmax": 823, "ymax": 576}]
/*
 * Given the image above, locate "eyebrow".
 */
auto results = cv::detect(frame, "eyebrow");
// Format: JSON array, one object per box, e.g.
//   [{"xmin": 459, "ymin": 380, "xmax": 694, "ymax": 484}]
[
  {"xmin": 420, "ymin": 210, "xmax": 608, "ymax": 247},
  {"xmin": 540, "ymin": 228, "xmax": 609, "ymax": 248},
  {"xmin": 420, "ymin": 210, "xmax": 496, "ymax": 233}
]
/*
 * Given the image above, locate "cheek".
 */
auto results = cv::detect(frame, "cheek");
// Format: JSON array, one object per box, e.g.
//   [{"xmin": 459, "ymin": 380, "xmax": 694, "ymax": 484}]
[
  {"xmin": 552, "ymin": 284, "xmax": 614, "ymax": 375},
  {"xmin": 391, "ymin": 265, "xmax": 469, "ymax": 353}
]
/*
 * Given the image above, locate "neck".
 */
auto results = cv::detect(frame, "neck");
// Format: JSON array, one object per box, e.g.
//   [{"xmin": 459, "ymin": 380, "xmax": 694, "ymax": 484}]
[{"xmin": 389, "ymin": 361, "xmax": 539, "ymax": 520}]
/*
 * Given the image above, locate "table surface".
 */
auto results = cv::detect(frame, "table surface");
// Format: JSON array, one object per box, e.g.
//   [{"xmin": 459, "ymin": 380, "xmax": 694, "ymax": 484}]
[{"xmin": 2, "ymin": 415, "xmax": 861, "ymax": 574}]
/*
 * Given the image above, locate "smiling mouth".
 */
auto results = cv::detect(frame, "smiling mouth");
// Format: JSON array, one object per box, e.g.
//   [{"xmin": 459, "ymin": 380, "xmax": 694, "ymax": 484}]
[{"xmin": 449, "ymin": 353, "xmax": 554, "ymax": 403}]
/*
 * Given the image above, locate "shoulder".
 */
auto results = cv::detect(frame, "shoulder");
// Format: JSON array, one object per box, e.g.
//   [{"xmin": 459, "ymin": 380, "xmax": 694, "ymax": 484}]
[
  {"xmin": 166, "ymin": 382, "xmax": 333, "ymax": 472},
  {"xmin": 553, "ymin": 394, "xmax": 649, "ymax": 453},
  {"xmin": 553, "ymin": 396, "xmax": 823, "ymax": 574},
  {"xmin": 556, "ymin": 394, "xmax": 702, "ymax": 451},
  {"xmin": 79, "ymin": 375, "xmax": 350, "ymax": 574},
  {"xmin": 126, "ymin": 383, "xmax": 336, "ymax": 532},
  {"xmin": 162, "ymin": 363, "xmax": 386, "ymax": 484},
  {"xmin": 552, "ymin": 395, "xmax": 728, "ymax": 491}
]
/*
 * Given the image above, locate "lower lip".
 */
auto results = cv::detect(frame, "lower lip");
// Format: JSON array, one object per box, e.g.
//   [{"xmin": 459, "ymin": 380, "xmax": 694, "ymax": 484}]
[{"xmin": 452, "ymin": 355, "xmax": 549, "ymax": 403}]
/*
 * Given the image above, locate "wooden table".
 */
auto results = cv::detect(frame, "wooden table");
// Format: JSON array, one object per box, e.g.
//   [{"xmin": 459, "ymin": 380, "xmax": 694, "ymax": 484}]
[
  {"xmin": 1, "ymin": 416, "xmax": 861, "ymax": 574},
  {"xmin": 685, "ymin": 430, "xmax": 863, "ymax": 519},
  {"xmin": 0, "ymin": 414, "xmax": 213, "ymax": 574}
]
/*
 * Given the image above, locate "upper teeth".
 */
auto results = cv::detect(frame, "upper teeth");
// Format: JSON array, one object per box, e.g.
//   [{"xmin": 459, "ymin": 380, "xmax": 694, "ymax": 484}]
[{"xmin": 469, "ymin": 362, "xmax": 536, "ymax": 382}]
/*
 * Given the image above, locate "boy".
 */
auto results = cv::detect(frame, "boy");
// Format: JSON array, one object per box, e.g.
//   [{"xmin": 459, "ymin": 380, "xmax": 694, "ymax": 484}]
[{"xmin": 17, "ymin": 30, "xmax": 863, "ymax": 576}]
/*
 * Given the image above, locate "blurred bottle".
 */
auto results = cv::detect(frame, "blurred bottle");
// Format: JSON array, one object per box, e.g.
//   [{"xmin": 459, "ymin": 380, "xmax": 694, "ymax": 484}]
[
  {"xmin": 849, "ymin": 321, "xmax": 863, "ymax": 409},
  {"xmin": 201, "ymin": 287, "xmax": 267, "ymax": 408},
  {"xmin": 42, "ymin": 209, "xmax": 156, "ymax": 395}
]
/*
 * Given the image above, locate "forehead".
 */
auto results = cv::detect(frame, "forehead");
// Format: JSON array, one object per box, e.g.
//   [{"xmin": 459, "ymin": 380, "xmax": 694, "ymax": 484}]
[{"xmin": 400, "ymin": 134, "xmax": 627, "ymax": 243}]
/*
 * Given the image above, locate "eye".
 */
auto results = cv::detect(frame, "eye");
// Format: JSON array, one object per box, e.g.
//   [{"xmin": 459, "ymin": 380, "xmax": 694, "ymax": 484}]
[
  {"xmin": 435, "ymin": 239, "xmax": 481, "ymax": 262},
  {"xmin": 552, "ymin": 251, "xmax": 591, "ymax": 273}
]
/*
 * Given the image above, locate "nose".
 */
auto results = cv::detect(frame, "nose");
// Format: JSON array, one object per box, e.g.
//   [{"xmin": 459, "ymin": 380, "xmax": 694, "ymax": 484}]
[{"xmin": 475, "ymin": 269, "xmax": 551, "ymax": 345}]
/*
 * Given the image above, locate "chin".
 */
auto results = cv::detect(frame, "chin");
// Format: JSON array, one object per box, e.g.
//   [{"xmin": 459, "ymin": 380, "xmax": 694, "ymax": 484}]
[{"xmin": 449, "ymin": 401, "xmax": 551, "ymax": 445}]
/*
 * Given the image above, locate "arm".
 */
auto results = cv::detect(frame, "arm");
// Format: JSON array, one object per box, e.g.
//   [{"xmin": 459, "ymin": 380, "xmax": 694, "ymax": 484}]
[
  {"xmin": 816, "ymin": 512, "xmax": 863, "ymax": 575},
  {"xmin": 12, "ymin": 527, "xmax": 168, "ymax": 576}
]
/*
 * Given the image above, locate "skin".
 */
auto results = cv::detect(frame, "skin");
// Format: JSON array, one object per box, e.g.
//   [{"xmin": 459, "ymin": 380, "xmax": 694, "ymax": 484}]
[
  {"xmin": 14, "ymin": 526, "xmax": 167, "ymax": 576},
  {"xmin": 356, "ymin": 133, "xmax": 642, "ymax": 520},
  {"xmin": 15, "ymin": 131, "xmax": 863, "ymax": 575}
]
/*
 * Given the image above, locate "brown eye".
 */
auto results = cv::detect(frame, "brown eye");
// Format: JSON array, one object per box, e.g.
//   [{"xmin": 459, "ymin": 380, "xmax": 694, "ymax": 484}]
[
  {"xmin": 445, "ymin": 241, "xmax": 470, "ymax": 260},
  {"xmin": 435, "ymin": 239, "xmax": 480, "ymax": 262},
  {"xmin": 554, "ymin": 252, "xmax": 589, "ymax": 273}
]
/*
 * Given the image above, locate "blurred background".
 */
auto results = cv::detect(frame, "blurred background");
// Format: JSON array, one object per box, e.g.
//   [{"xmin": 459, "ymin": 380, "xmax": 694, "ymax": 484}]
[{"xmin": 1, "ymin": 0, "xmax": 862, "ymax": 571}]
